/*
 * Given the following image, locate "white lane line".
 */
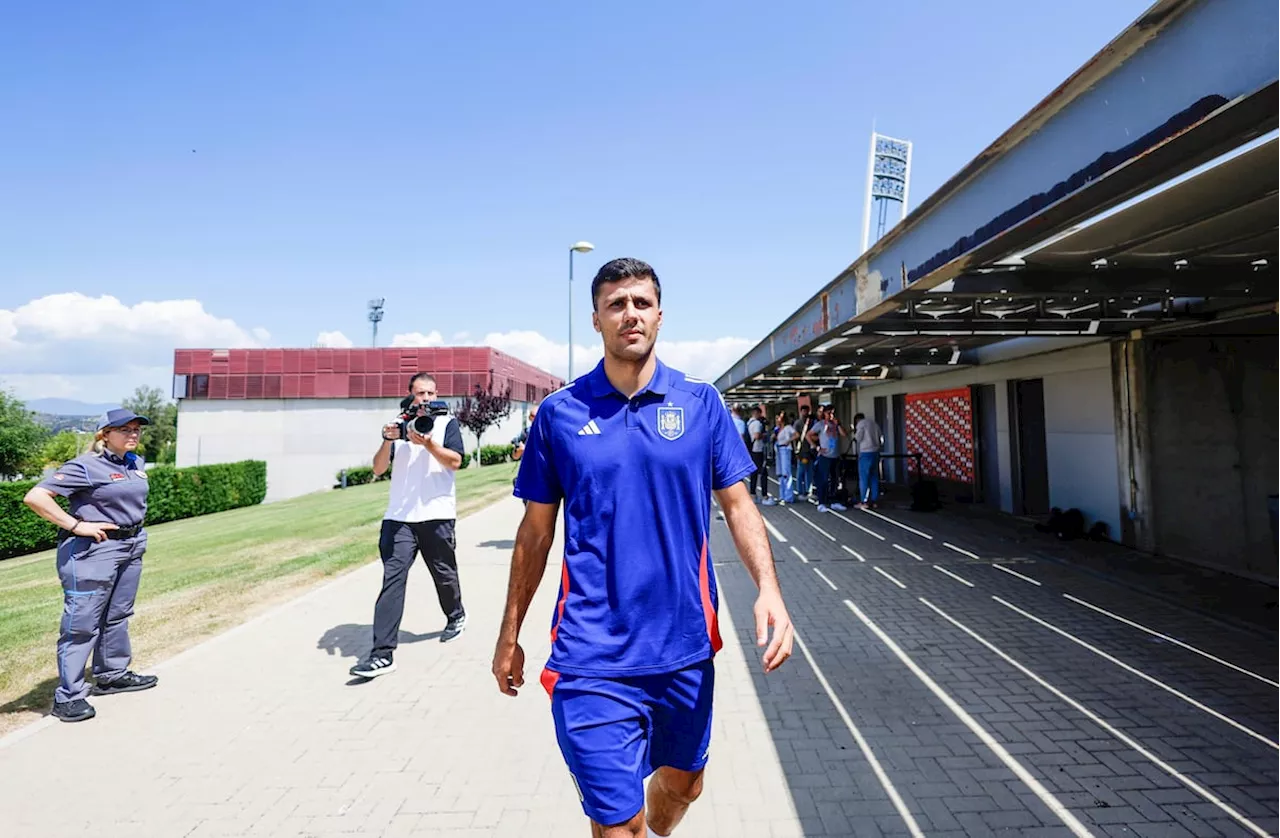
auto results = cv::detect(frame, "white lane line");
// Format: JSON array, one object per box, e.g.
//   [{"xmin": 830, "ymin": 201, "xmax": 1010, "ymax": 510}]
[
  {"xmin": 793, "ymin": 631, "xmax": 925, "ymax": 837},
  {"xmin": 829, "ymin": 510, "xmax": 887, "ymax": 541},
  {"xmin": 943, "ymin": 542, "xmax": 981, "ymax": 559},
  {"xmin": 790, "ymin": 546, "xmax": 810, "ymax": 564},
  {"xmin": 841, "ymin": 544, "xmax": 866, "ymax": 562},
  {"xmin": 1063, "ymin": 594, "xmax": 1280, "ymax": 689},
  {"xmin": 993, "ymin": 596, "xmax": 1280, "ymax": 751},
  {"xmin": 933, "ymin": 565, "xmax": 975, "ymax": 588},
  {"xmin": 893, "ymin": 544, "xmax": 925, "ymax": 561},
  {"xmin": 874, "ymin": 567, "xmax": 907, "ymax": 589},
  {"xmin": 861, "ymin": 508, "xmax": 933, "ymax": 540},
  {"xmin": 919, "ymin": 597, "xmax": 1271, "ymax": 838},
  {"xmin": 993, "ymin": 563, "xmax": 1042, "ymax": 586},
  {"xmin": 761, "ymin": 517, "xmax": 788, "ymax": 543},
  {"xmin": 813, "ymin": 568, "xmax": 839, "ymax": 591},
  {"xmin": 844, "ymin": 599, "xmax": 1094, "ymax": 838},
  {"xmin": 788, "ymin": 508, "xmax": 837, "ymax": 542}
]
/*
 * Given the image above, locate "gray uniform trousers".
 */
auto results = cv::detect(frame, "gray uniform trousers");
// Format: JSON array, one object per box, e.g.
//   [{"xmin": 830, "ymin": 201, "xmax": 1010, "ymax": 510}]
[{"xmin": 55, "ymin": 533, "xmax": 146, "ymax": 702}]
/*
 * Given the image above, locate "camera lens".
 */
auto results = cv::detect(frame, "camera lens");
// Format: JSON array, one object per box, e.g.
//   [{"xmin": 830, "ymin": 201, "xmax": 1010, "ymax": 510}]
[{"xmin": 412, "ymin": 414, "xmax": 434, "ymax": 436}]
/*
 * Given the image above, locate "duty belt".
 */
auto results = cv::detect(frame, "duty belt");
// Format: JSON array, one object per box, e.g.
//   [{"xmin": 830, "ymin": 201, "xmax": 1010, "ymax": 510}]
[{"xmin": 106, "ymin": 524, "xmax": 144, "ymax": 540}]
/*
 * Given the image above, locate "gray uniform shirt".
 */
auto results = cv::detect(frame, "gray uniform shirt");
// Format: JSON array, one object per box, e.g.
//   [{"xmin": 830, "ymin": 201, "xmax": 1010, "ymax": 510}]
[{"xmin": 37, "ymin": 450, "xmax": 149, "ymax": 527}]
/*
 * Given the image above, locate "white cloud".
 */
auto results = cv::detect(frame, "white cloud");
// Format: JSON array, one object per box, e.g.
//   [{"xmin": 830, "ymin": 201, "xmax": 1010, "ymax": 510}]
[
  {"xmin": 390, "ymin": 330, "xmax": 445, "ymax": 347},
  {"xmin": 0, "ymin": 293, "xmax": 267, "ymax": 400},
  {"xmin": 315, "ymin": 330, "xmax": 354, "ymax": 348},
  {"xmin": 388, "ymin": 328, "xmax": 752, "ymax": 383}
]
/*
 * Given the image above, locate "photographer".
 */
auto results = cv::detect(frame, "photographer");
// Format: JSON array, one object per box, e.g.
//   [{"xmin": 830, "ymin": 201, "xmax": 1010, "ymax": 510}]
[{"xmin": 350, "ymin": 372, "xmax": 468, "ymax": 680}]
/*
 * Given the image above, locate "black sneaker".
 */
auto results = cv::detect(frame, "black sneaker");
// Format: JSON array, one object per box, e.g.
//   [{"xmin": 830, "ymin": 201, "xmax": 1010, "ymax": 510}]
[
  {"xmin": 440, "ymin": 615, "xmax": 467, "ymax": 643},
  {"xmin": 91, "ymin": 671, "xmax": 159, "ymax": 696},
  {"xmin": 51, "ymin": 698, "xmax": 96, "ymax": 723},
  {"xmin": 350, "ymin": 654, "xmax": 396, "ymax": 678}
]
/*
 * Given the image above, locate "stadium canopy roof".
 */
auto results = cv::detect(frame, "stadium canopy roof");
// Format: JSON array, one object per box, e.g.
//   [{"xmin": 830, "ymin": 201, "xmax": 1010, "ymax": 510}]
[{"xmin": 717, "ymin": 0, "xmax": 1278, "ymax": 402}]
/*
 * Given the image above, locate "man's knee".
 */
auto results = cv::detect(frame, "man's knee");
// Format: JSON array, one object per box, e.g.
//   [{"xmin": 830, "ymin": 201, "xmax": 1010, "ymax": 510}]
[{"xmin": 654, "ymin": 766, "xmax": 704, "ymax": 805}]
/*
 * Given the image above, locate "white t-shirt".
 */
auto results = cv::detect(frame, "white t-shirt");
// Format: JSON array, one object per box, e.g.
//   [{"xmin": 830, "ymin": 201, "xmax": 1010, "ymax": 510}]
[
  {"xmin": 384, "ymin": 416, "xmax": 466, "ymax": 523},
  {"xmin": 775, "ymin": 424, "xmax": 798, "ymax": 447},
  {"xmin": 747, "ymin": 418, "xmax": 766, "ymax": 453}
]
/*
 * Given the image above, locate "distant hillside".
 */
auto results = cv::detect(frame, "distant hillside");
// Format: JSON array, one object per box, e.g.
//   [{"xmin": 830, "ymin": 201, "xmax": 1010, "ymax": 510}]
[{"xmin": 25, "ymin": 398, "xmax": 119, "ymax": 417}]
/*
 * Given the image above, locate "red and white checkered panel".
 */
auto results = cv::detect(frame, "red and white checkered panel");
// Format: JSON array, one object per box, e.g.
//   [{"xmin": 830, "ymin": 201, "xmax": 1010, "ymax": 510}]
[{"xmin": 904, "ymin": 388, "xmax": 974, "ymax": 484}]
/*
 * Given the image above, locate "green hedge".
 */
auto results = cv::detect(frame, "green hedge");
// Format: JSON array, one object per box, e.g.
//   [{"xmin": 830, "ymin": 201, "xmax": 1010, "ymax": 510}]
[
  {"xmin": 479, "ymin": 444, "xmax": 514, "ymax": 466},
  {"xmin": 335, "ymin": 465, "xmax": 389, "ymax": 488},
  {"xmin": 0, "ymin": 460, "xmax": 267, "ymax": 560}
]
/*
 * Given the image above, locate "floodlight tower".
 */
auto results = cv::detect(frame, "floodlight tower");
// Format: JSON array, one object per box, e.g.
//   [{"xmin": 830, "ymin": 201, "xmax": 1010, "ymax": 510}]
[
  {"xmin": 860, "ymin": 132, "xmax": 913, "ymax": 254},
  {"xmin": 368, "ymin": 298, "xmax": 385, "ymax": 347}
]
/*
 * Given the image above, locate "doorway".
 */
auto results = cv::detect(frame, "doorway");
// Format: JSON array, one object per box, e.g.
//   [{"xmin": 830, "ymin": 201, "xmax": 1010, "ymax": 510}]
[
  {"xmin": 1008, "ymin": 378, "xmax": 1050, "ymax": 515},
  {"xmin": 974, "ymin": 384, "xmax": 1000, "ymax": 505}
]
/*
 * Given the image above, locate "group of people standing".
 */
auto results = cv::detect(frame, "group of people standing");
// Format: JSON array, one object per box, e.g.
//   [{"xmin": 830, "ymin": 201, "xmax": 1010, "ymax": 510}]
[{"xmin": 733, "ymin": 402, "xmax": 885, "ymax": 513}]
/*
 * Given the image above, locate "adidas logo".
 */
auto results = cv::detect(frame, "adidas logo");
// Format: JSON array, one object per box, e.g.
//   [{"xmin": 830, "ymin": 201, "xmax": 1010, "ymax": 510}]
[{"xmin": 577, "ymin": 420, "xmax": 602, "ymax": 436}]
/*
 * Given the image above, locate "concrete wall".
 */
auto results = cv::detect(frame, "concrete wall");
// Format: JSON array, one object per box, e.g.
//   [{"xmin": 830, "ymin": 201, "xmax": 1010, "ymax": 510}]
[
  {"xmin": 177, "ymin": 398, "xmax": 535, "ymax": 502},
  {"xmin": 852, "ymin": 341, "xmax": 1120, "ymax": 536},
  {"xmin": 1145, "ymin": 335, "xmax": 1278, "ymax": 581}
]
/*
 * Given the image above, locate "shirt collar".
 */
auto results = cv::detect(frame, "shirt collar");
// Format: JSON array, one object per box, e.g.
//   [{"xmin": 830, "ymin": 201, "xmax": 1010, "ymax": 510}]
[
  {"xmin": 102, "ymin": 450, "xmax": 136, "ymax": 467},
  {"xmin": 586, "ymin": 357, "xmax": 672, "ymax": 400}
]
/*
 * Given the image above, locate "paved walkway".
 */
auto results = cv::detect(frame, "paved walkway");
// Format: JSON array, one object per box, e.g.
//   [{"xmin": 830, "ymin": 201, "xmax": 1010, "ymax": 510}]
[{"xmin": 0, "ymin": 497, "xmax": 805, "ymax": 838}]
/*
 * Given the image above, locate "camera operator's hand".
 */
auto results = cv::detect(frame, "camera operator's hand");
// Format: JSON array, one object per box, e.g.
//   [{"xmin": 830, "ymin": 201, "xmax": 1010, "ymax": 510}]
[
  {"xmin": 408, "ymin": 428, "xmax": 432, "ymax": 447},
  {"xmin": 381, "ymin": 423, "xmax": 399, "ymax": 442}
]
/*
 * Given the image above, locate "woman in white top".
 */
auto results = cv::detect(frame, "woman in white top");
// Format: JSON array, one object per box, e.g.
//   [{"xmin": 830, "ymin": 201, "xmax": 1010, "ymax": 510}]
[{"xmin": 769, "ymin": 412, "xmax": 799, "ymax": 505}]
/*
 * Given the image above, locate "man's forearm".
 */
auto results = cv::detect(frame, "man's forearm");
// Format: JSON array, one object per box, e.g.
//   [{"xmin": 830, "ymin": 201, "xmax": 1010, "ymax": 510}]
[
  {"xmin": 426, "ymin": 440, "xmax": 464, "ymax": 471},
  {"xmin": 372, "ymin": 440, "xmax": 392, "ymax": 476},
  {"xmin": 497, "ymin": 522, "xmax": 554, "ymax": 645},
  {"xmin": 722, "ymin": 499, "xmax": 781, "ymax": 593}
]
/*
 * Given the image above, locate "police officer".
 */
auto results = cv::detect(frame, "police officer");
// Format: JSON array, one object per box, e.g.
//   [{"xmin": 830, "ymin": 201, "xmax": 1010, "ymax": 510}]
[{"xmin": 22, "ymin": 408, "xmax": 160, "ymax": 723}]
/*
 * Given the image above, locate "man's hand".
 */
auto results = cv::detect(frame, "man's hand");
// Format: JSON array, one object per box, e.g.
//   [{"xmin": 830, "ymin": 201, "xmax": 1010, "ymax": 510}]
[
  {"xmin": 754, "ymin": 586, "xmax": 794, "ymax": 673},
  {"xmin": 381, "ymin": 423, "xmax": 399, "ymax": 442},
  {"xmin": 407, "ymin": 428, "xmax": 431, "ymax": 447},
  {"xmin": 492, "ymin": 640, "xmax": 526, "ymax": 696}
]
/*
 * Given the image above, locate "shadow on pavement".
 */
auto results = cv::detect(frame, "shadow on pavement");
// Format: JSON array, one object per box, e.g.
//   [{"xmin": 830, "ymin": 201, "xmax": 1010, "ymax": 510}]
[
  {"xmin": 316, "ymin": 624, "xmax": 443, "ymax": 660},
  {"xmin": 477, "ymin": 539, "xmax": 516, "ymax": 550}
]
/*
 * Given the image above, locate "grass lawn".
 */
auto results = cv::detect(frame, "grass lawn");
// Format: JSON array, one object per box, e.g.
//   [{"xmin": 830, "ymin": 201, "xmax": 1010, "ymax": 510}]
[{"xmin": 0, "ymin": 461, "xmax": 518, "ymax": 733}]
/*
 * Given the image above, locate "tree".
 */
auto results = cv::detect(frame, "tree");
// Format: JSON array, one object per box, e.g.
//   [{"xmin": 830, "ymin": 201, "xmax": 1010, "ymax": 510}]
[
  {"xmin": 41, "ymin": 430, "xmax": 84, "ymax": 466},
  {"xmin": 0, "ymin": 391, "xmax": 49, "ymax": 479},
  {"xmin": 454, "ymin": 382, "xmax": 513, "ymax": 465},
  {"xmin": 122, "ymin": 385, "xmax": 178, "ymax": 464}
]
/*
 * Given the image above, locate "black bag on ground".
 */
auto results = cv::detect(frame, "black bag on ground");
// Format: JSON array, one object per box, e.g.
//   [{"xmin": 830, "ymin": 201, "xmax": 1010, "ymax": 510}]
[{"xmin": 910, "ymin": 480, "xmax": 941, "ymax": 512}]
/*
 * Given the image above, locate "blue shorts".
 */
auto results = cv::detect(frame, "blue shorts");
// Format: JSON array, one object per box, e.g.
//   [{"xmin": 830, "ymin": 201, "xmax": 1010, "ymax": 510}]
[{"xmin": 542, "ymin": 659, "xmax": 715, "ymax": 825}]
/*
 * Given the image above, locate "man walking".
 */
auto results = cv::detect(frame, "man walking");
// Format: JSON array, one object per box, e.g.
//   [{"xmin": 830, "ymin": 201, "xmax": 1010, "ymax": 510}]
[
  {"xmin": 853, "ymin": 412, "xmax": 884, "ymax": 508},
  {"xmin": 492, "ymin": 257, "xmax": 795, "ymax": 838},
  {"xmin": 350, "ymin": 372, "xmax": 468, "ymax": 679}
]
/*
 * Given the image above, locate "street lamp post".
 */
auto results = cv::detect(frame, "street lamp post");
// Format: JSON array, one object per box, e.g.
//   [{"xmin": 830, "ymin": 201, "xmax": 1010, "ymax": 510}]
[{"xmin": 568, "ymin": 241, "xmax": 594, "ymax": 381}]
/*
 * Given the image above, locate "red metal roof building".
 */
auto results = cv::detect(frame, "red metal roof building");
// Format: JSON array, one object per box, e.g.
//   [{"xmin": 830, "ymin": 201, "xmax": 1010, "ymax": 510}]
[{"xmin": 173, "ymin": 347, "xmax": 562, "ymax": 403}]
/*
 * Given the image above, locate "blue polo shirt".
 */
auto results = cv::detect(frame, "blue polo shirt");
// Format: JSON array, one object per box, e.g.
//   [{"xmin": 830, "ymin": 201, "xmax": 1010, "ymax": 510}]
[
  {"xmin": 37, "ymin": 450, "xmax": 149, "ymax": 527},
  {"xmin": 514, "ymin": 358, "xmax": 755, "ymax": 677}
]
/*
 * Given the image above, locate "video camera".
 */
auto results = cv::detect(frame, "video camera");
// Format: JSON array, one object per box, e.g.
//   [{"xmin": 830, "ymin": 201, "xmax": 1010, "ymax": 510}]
[{"xmin": 397, "ymin": 397, "xmax": 451, "ymax": 441}]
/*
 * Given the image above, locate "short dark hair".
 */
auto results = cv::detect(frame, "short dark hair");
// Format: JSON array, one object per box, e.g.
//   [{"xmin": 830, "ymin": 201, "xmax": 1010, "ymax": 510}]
[
  {"xmin": 408, "ymin": 372, "xmax": 437, "ymax": 391},
  {"xmin": 590, "ymin": 258, "xmax": 662, "ymax": 309},
  {"xmin": 854, "ymin": 412, "xmax": 865, "ymax": 423}
]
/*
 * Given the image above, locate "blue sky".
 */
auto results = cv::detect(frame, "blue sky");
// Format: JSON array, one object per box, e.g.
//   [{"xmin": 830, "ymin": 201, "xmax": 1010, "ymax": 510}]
[{"xmin": 0, "ymin": 0, "xmax": 1150, "ymax": 400}]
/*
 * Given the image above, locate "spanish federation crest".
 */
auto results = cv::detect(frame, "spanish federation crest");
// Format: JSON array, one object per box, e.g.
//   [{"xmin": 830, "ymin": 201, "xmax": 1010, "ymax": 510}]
[{"xmin": 656, "ymin": 405, "xmax": 685, "ymax": 440}]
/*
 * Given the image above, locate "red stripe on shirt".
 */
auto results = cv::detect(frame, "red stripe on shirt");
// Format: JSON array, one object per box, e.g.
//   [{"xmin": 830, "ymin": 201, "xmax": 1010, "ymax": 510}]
[
  {"xmin": 698, "ymin": 534, "xmax": 723, "ymax": 653},
  {"xmin": 549, "ymin": 561, "xmax": 570, "ymax": 643}
]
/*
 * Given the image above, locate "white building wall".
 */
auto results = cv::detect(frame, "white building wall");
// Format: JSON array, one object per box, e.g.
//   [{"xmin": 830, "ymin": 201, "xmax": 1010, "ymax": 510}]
[
  {"xmin": 851, "ymin": 342, "xmax": 1120, "ymax": 536},
  {"xmin": 177, "ymin": 398, "xmax": 536, "ymax": 502}
]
